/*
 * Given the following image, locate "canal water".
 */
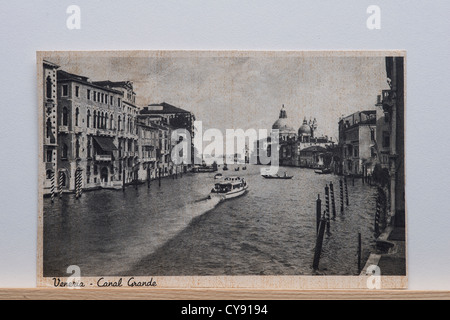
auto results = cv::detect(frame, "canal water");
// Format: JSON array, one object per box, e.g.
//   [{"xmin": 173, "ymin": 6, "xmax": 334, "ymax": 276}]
[{"xmin": 43, "ymin": 165, "xmax": 377, "ymax": 277}]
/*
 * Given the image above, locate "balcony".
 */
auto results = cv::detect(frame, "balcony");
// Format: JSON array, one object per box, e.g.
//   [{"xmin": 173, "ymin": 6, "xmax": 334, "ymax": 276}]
[
  {"xmin": 95, "ymin": 154, "xmax": 112, "ymax": 162},
  {"xmin": 59, "ymin": 125, "xmax": 69, "ymax": 133},
  {"xmin": 74, "ymin": 126, "xmax": 83, "ymax": 134}
]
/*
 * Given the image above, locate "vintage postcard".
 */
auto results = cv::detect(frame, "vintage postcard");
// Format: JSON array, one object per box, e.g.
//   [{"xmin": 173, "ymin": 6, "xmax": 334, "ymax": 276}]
[{"xmin": 37, "ymin": 50, "xmax": 406, "ymax": 289}]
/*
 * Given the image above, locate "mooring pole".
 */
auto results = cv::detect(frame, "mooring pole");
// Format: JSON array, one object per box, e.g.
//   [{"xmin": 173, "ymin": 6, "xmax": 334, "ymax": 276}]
[
  {"xmin": 312, "ymin": 217, "xmax": 327, "ymax": 271},
  {"xmin": 344, "ymin": 176, "xmax": 349, "ymax": 206},
  {"xmin": 357, "ymin": 232, "xmax": 362, "ymax": 274},
  {"xmin": 122, "ymin": 169, "xmax": 125, "ymax": 192},
  {"xmin": 340, "ymin": 179, "xmax": 344, "ymax": 213},
  {"xmin": 316, "ymin": 194, "xmax": 321, "ymax": 234},
  {"xmin": 325, "ymin": 185, "xmax": 330, "ymax": 234},
  {"xmin": 159, "ymin": 168, "xmax": 161, "ymax": 187},
  {"xmin": 330, "ymin": 181, "xmax": 336, "ymax": 219}
]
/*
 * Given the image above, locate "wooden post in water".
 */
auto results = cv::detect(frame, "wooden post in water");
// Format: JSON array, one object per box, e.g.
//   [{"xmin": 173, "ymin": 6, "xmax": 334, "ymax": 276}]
[
  {"xmin": 375, "ymin": 192, "xmax": 381, "ymax": 237},
  {"xmin": 159, "ymin": 168, "xmax": 161, "ymax": 187},
  {"xmin": 147, "ymin": 168, "xmax": 151, "ymax": 188},
  {"xmin": 330, "ymin": 181, "xmax": 336, "ymax": 219},
  {"xmin": 312, "ymin": 217, "xmax": 327, "ymax": 271},
  {"xmin": 339, "ymin": 179, "xmax": 344, "ymax": 213},
  {"xmin": 357, "ymin": 232, "xmax": 362, "ymax": 274},
  {"xmin": 325, "ymin": 185, "xmax": 330, "ymax": 234},
  {"xmin": 344, "ymin": 176, "xmax": 349, "ymax": 206},
  {"xmin": 122, "ymin": 169, "xmax": 125, "ymax": 192},
  {"xmin": 316, "ymin": 194, "xmax": 321, "ymax": 234}
]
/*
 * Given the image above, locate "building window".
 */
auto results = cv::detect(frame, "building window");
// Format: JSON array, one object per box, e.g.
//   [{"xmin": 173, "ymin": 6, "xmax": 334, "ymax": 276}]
[
  {"xmin": 93, "ymin": 111, "xmax": 97, "ymax": 129},
  {"xmin": 110, "ymin": 115, "xmax": 114, "ymax": 129},
  {"xmin": 62, "ymin": 85, "xmax": 68, "ymax": 97},
  {"xmin": 87, "ymin": 89, "xmax": 91, "ymax": 100},
  {"xmin": 62, "ymin": 107, "xmax": 69, "ymax": 126},
  {"xmin": 105, "ymin": 114, "xmax": 109, "ymax": 129},
  {"xmin": 101, "ymin": 93, "xmax": 104, "ymax": 103},
  {"xmin": 87, "ymin": 137, "xmax": 91, "ymax": 158},
  {"xmin": 110, "ymin": 96, "xmax": 113, "ymax": 105},
  {"xmin": 61, "ymin": 143, "xmax": 68, "ymax": 159},
  {"xmin": 46, "ymin": 150, "xmax": 52, "ymax": 163},
  {"xmin": 118, "ymin": 116, "xmax": 121, "ymax": 131},
  {"xmin": 46, "ymin": 169, "xmax": 53, "ymax": 180},
  {"xmin": 46, "ymin": 76, "xmax": 52, "ymax": 99},
  {"xmin": 118, "ymin": 98, "xmax": 121, "ymax": 107},
  {"xmin": 75, "ymin": 138, "xmax": 80, "ymax": 158},
  {"xmin": 93, "ymin": 91, "xmax": 96, "ymax": 102},
  {"xmin": 87, "ymin": 110, "xmax": 91, "ymax": 128},
  {"xmin": 354, "ymin": 146, "xmax": 359, "ymax": 157},
  {"xmin": 75, "ymin": 86, "xmax": 79, "ymax": 97},
  {"xmin": 75, "ymin": 108, "xmax": 79, "ymax": 127},
  {"xmin": 382, "ymin": 131, "xmax": 390, "ymax": 148}
]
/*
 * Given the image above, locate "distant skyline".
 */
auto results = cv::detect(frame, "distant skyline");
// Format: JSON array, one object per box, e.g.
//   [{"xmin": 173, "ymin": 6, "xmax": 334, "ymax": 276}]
[{"xmin": 44, "ymin": 52, "xmax": 390, "ymax": 140}]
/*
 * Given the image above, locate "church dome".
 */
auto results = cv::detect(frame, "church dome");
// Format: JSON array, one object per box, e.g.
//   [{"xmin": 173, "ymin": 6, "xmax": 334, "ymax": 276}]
[
  {"xmin": 272, "ymin": 105, "xmax": 296, "ymax": 134},
  {"xmin": 298, "ymin": 118, "xmax": 312, "ymax": 136}
]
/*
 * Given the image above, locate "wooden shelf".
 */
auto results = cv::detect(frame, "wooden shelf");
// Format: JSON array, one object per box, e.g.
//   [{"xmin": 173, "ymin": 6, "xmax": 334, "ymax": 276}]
[{"xmin": 0, "ymin": 288, "xmax": 449, "ymax": 300}]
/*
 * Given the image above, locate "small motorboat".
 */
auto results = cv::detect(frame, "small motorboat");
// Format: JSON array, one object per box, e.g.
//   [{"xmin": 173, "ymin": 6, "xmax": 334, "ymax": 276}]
[
  {"xmin": 210, "ymin": 176, "xmax": 248, "ymax": 200},
  {"xmin": 214, "ymin": 173, "xmax": 223, "ymax": 179},
  {"xmin": 261, "ymin": 174, "xmax": 293, "ymax": 179},
  {"xmin": 242, "ymin": 166, "xmax": 247, "ymax": 170},
  {"xmin": 314, "ymin": 168, "xmax": 332, "ymax": 174},
  {"xmin": 235, "ymin": 167, "xmax": 240, "ymax": 171}
]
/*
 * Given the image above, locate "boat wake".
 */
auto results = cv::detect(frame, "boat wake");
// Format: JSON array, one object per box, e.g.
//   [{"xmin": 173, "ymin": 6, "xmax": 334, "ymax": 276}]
[{"xmin": 122, "ymin": 196, "xmax": 223, "ymax": 274}]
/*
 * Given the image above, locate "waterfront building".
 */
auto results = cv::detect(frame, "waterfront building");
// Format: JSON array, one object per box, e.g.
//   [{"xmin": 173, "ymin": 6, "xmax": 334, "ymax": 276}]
[
  {"xmin": 136, "ymin": 117, "xmax": 159, "ymax": 181},
  {"xmin": 42, "ymin": 60, "xmax": 60, "ymax": 195},
  {"xmin": 299, "ymin": 145, "xmax": 328, "ymax": 168},
  {"xmin": 93, "ymin": 81, "xmax": 140, "ymax": 185},
  {"xmin": 56, "ymin": 70, "xmax": 126, "ymax": 191},
  {"xmin": 140, "ymin": 102, "xmax": 196, "ymax": 173},
  {"xmin": 338, "ymin": 110, "xmax": 377, "ymax": 176},
  {"xmin": 271, "ymin": 106, "xmax": 334, "ymax": 167},
  {"xmin": 374, "ymin": 57, "xmax": 405, "ymax": 228}
]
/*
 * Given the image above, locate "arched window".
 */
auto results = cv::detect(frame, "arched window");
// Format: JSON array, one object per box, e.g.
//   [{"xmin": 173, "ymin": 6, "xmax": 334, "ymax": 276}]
[
  {"xmin": 62, "ymin": 107, "xmax": 68, "ymax": 126},
  {"xmin": 105, "ymin": 114, "xmax": 109, "ymax": 129},
  {"xmin": 118, "ymin": 116, "xmax": 121, "ymax": 131},
  {"xmin": 110, "ymin": 115, "xmax": 114, "ymax": 130},
  {"xmin": 46, "ymin": 76, "xmax": 52, "ymax": 99},
  {"xmin": 93, "ymin": 111, "xmax": 97, "ymax": 128},
  {"xmin": 97, "ymin": 111, "xmax": 101, "ymax": 128},
  {"xmin": 87, "ymin": 110, "xmax": 91, "ymax": 128},
  {"xmin": 75, "ymin": 108, "xmax": 79, "ymax": 127}
]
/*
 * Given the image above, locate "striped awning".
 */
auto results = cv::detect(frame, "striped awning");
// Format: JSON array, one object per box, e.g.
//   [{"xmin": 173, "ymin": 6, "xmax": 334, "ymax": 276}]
[{"xmin": 93, "ymin": 136, "xmax": 117, "ymax": 152}]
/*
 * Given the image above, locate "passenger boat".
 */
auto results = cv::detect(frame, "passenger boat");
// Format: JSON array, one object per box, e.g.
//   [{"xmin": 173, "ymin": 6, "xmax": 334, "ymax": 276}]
[
  {"xmin": 214, "ymin": 173, "xmax": 223, "ymax": 179},
  {"xmin": 210, "ymin": 176, "xmax": 248, "ymax": 200}
]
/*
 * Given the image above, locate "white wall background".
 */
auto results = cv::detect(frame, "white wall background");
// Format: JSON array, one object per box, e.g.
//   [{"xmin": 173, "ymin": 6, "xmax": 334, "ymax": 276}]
[{"xmin": 0, "ymin": 0, "xmax": 449, "ymax": 289}]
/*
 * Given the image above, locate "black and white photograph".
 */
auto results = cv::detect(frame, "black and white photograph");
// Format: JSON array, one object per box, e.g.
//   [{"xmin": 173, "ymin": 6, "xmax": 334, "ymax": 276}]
[{"xmin": 38, "ymin": 51, "xmax": 406, "ymax": 289}]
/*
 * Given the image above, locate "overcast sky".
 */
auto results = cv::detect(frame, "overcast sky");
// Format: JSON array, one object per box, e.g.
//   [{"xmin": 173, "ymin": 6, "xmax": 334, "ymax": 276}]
[{"xmin": 44, "ymin": 51, "xmax": 390, "ymax": 140}]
